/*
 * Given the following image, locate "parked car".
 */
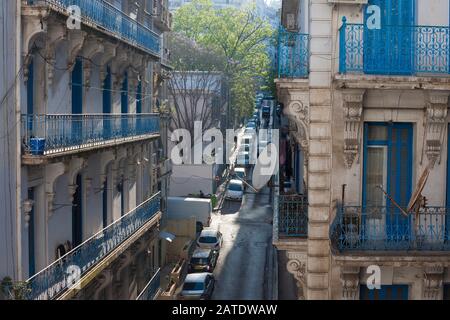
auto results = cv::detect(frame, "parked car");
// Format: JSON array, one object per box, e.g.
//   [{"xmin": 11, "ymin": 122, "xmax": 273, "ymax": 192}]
[
  {"xmin": 197, "ymin": 229, "xmax": 223, "ymax": 250},
  {"xmin": 262, "ymin": 105, "xmax": 271, "ymax": 118},
  {"xmin": 236, "ymin": 151, "xmax": 250, "ymax": 167},
  {"xmin": 188, "ymin": 248, "xmax": 219, "ymax": 273},
  {"xmin": 179, "ymin": 273, "xmax": 215, "ymax": 300},
  {"xmin": 226, "ymin": 179, "xmax": 244, "ymax": 201},
  {"xmin": 233, "ymin": 167, "xmax": 247, "ymax": 181}
]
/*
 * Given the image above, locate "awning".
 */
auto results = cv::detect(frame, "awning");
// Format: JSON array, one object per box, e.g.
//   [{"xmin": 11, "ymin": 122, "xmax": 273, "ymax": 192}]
[{"xmin": 159, "ymin": 231, "xmax": 176, "ymax": 243}]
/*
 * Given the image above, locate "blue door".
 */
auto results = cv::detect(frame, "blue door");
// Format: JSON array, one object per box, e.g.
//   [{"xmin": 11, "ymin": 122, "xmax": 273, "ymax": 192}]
[
  {"xmin": 103, "ymin": 66, "xmax": 112, "ymax": 139},
  {"xmin": 72, "ymin": 57, "xmax": 83, "ymax": 145},
  {"xmin": 363, "ymin": 123, "xmax": 413, "ymax": 247},
  {"xmin": 27, "ymin": 58, "xmax": 34, "ymax": 131},
  {"xmin": 27, "ymin": 188, "xmax": 35, "ymax": 276},
  {"xmin": 102, "ymin": 178, "xmax": 108, "ymax": 228},
  {"xmin": 364, "ymin": 0, "xmax": 415, "ymax": 75},
  {"xmin": 72, "ymin": 174, "xmax": 83, "ymax": 247},
  {"xmin": 360, "ymin": 285, "xmax": 409, "ymax": 300},
  {"xmin": 121, "ymin": 72, "xmax": 129, "ymax": 136},
  {"xmin": 136, "ymin": 81, "xmax": 142, "ymax": 134}
]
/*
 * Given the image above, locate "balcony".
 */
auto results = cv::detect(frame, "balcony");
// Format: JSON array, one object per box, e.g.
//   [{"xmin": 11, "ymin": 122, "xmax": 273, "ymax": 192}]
[
  {"xmin": 21, "ymin": 113, "xmax": 160, "ymax": 163},
  {"xmin": 136, "ymin": 268, "xmax": 161, "ymax": 300},
  {"xmin": 26, "ymin": 192, "xmax": 161, "ymax": 300},
  {"xmin": 26, "ymin": 0, "xmax": 160, "ymax": 56},
  {"xmin": 330, "ymin": 205, "xmax": 450, "ymax": 253},
  {"xmin": 339, "ymin": 17, "xmax": 450, "ymax": 76},
  {"xmin": 277, "ymin": 27, "xmax": 309, "ymax": 78},
  {"xmin": 153, "ymin": 0, "xmax": 172, "ymax": 32}
]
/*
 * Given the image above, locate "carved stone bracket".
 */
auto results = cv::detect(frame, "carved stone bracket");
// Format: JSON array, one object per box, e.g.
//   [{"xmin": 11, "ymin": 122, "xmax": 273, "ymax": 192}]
[
  {"xmin": 81, "ymin": 37, "xmax": 104, "ymax": 90},
  {"xmin": 340, "ymin": 266, "xmax": 360, "ymax": 300},
  {"xmin": 423, "ymin": 264, "xmax": 444, "ymax": 300},
  {"xmin": 67, "ymin": 30, "xmax": 87, "ymax": 71},
  {"xmin": 342, "ymin": 89, "xmax": 365, "ymax": 169},
  {"xmin": 45, "ymin": 162, "xmax": 66, "ymax": 219},
  {"xmin": 286, "ymin": 252, "xmax": 307, "ymax": 300},
  {"xmin": 424, "ymin": 91, "xmax": 450, "ymax": 165},
  {"xmin": 42, "ymin": 22, "xmax": 67, "ymax": 87}
]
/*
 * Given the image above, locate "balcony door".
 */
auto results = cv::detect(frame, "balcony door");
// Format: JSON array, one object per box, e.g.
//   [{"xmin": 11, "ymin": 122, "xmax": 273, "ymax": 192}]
[
  {"xmin": 103, "ymin": 66, "xmax": 112, "ymax": 140},
  {"xmin": 72, "ymin": 174, "xmax": 83, "ymax": 247},
  {"xmin": 364, "ymin": 0, "xmax": 415, "ymax": 75},
  {"xmin": 72, "ymin": 57, "xmax": 83, "ymax": 145},
  {"xmin": 121, "ymin": 72, "xmax": 129, "ymax": 136},
  {"xmin": 363, "ymin": 123, "xmax": 413, "ymax": 245}
]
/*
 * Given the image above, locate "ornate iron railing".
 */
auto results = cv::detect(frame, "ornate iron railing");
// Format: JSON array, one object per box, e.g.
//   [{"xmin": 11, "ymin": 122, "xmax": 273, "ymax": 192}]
[
  {"xmin": 136, "ymin": 268, "xmax": 161, "ymax": 300},
  {"xmin": 26, "ymin": 192, "xmax": 161, "ymax": 300},
  {"xmin": 278, "ymin": 194, "xmax": 308, "ymax": 237},
  {"xmin": 277, "ymin": 27, "xmax": 309, "ymax": 78},
  {"xmin": 339, "ymin": 17, "xmax": 450, "ymax": 75},
  {"xmin": 26, "ymin": 0, "xmax": 160, "ymax": 56},
  {"xmin": 330, "ymin": 205, "xmax": 450, "ymax": 252},
  {"xmin": 22, "ymin": 113, "xmax": 160, "ymax": 155}
]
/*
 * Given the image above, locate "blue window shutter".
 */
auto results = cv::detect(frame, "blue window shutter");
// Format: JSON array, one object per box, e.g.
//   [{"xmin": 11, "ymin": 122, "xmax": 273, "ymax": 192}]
[{"xmin": 71, "ymin": 57, "xmax": 83, "ymax": 114}]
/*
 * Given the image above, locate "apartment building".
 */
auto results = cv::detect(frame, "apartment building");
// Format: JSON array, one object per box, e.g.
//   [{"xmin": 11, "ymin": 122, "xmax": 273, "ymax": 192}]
[
  {"xmin": 0, "ymin": 0, "xmax": 172, "ymax": 300},
  {"xmin": 274, "ymin": 0, "xmax": 450, "ymax": 300}
]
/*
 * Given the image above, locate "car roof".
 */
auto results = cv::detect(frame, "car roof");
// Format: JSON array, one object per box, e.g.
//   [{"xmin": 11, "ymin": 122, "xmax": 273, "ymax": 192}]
[
  {"xmin": 229, "ymin": 179, "xmax": 243, "ymax": 185},
  {"xmin": 234, "ymin": 168, "xmax": 246, "ymax": 172},
  {"xmin": 200, "ymin": 229, "xmax": 219, "ymax": 237},
  {"xmin": 185, "ymin": 273, "xmax": 212, "ymax": 282},
  {"xmin": 192, "ymin": 248, "xmax": 212, "ymax": 258}
]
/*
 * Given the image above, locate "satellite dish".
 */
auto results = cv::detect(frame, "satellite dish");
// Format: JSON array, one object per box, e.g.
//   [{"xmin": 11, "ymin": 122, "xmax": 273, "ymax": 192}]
[{"xmin": 407, "ymin": 157, "xmax": 436, "ymax": 212}]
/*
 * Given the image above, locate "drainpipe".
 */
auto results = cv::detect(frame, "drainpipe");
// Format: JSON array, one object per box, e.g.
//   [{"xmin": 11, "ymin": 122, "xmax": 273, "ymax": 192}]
[{"xmin": 15, "ymin": 0, "xmax": 22, "ymax": 280}]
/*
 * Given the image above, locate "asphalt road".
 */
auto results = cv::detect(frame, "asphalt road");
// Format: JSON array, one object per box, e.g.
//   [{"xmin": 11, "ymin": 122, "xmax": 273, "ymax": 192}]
[{"xmin": 210, "ymin": 184, "xmax": 274, "ymax": 300}]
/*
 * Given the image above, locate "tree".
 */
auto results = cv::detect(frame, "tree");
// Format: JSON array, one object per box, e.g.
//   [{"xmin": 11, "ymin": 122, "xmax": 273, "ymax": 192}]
[
  {"xmin": 173, "ymin": 0, "xmax": 274, "ymax": 123},
  {"xmin": 168, "ymin": 34, "xmax": 228, "ymax": 138}
]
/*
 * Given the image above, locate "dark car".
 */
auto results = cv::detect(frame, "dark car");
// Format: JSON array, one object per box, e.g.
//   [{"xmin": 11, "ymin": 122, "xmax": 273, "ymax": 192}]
[
  {"xmin": 262, "ymin": 106, "xmax": 271, "ymax": 118},
  {"xmin": 188, "ymin": 248, "xmax": 219, "ymax": 273}
]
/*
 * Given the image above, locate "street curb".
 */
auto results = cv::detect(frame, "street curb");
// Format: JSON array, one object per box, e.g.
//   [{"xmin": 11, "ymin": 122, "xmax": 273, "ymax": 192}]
[{"xmin": 272, "ymin": 245, "xmax": 278, "ymax": 300}]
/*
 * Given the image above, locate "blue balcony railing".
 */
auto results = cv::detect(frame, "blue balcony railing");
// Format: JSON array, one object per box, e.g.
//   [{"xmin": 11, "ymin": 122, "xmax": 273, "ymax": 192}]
[
  {"xmin": 339, "ymin": 17, "xmax": 450, "ymax": 76},
  {"xmin": 330, "ymin": 205, "xmax": 450, "ymax": 252},
  {"xmin": 277, "ymin": 27, "xmax": 309, "ymax": 78},
  {"xmin": 22, "ymin": 113, "xmax": 160, "ymax": 156},
  {"xmin": 26, "ymin": 192, "xmax": 161, "ymax": 300},
  {"xmin": 27, "ymin": 0, "xmax": 160, "ymax": 56},
  {"xmin": 136, "ymin": 268, "xmax": 161, "ymax": 300},
  {"xmin": 278, "ymin": 194, "xmax": 308, "ymax": 237}
]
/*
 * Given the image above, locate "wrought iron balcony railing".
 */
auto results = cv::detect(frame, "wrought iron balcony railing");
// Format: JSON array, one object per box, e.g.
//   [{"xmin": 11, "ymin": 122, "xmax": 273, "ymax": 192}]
[
  {"xmin": 330, "ymin": 205, "xmax": 450, "ymax": 252},
  {"xmin": 339, "ymin": 17, "xmax": 450, "ymax": 76},
  {"xmin": 27, "ymin": 0, "xmax": 160, "ymax": 56},
  {"xmin": 277, "ymin": 27, "xmax": 309, "ymax": 78},
  {"xmin": 278, "ymin": 194, "xmax": 308, "ymax": 237},
  {"xmin": 26, "ymin": 192, "xmax": 161, "ymax": 300},
  {"xmin": 136, "ymin": 268, "xmax": 161, "ymax": 300},
  {"xmin": 22, "ymin": 113, "xmax": 160, "ymax": 156}
]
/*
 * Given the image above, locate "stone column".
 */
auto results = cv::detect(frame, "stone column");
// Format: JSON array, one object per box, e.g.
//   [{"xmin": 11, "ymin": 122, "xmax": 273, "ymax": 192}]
[{"xmin": 306, "ymin": 0, "xmax": 333, "ymax": 299}]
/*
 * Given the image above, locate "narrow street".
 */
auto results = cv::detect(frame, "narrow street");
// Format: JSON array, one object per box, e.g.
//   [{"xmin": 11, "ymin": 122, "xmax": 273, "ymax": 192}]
[{"xmin": 211, "ymin": 182, "xmax": 274, "ymax": 300}]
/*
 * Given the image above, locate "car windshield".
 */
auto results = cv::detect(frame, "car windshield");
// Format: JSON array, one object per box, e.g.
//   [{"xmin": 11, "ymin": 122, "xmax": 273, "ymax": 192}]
[
  {"xmin": 183, "ymin": 282, "xmax": 204, "ymax": 291},
  {"xmin": 199, "ymin": 236, "xmax": 218, "ymax": 243},
  {"xmin": 235, "ymin": 172, "xmax": 245, "ymax": 179},
  {"xmin": 229, "ymin": 183, "xmax": 243, "ymax": 191},
  {"xmin": 191, "ymin": 257, "xmax": 209, "ymax": 265}
]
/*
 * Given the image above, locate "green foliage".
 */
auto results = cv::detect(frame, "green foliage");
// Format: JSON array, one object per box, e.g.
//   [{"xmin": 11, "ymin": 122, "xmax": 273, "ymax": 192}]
[{"xmin": 172, "ymin": 0, "xmax": 275, "ymax": 121}]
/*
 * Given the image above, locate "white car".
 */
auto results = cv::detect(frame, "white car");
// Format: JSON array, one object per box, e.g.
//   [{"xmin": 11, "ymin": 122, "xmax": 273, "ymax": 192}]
[
  {"xmin": 197, "ymin": 229, "xmax": 223, "ymax": 250},
  {"xmin": 236, "ymin": 151, "xmax": 250, "ymax": 166},
  {"xmin": 233, "ymin": 167, "xmax": 246, "ymax": 181},
  {"xmin": 258, "ymin": 139, "xmax": 268, "ymax": 155},
  {"xmin": 226, "ymin": 179, "xmax": 244, "ymax": 201},
  {"xmin": 179, "ymin": 273, "xmax": 215, "ymax": 300}
]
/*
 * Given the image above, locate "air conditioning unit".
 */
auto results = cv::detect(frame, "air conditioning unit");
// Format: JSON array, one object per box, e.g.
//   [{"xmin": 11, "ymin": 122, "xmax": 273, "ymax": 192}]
[{"xmin": 328, "ymin": 0, "xmax": 368, "ymax": 4}]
